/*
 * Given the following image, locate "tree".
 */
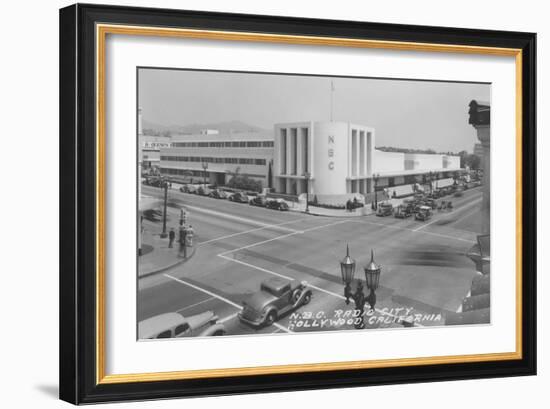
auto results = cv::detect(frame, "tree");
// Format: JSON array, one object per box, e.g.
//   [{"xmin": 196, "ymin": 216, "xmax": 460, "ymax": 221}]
[
  {"xmin": 227, "ymin": 173, "xmax": 262, "ymax": 192},
  {"xmin": 267, "ymin": 161, "xmax": 273, "ymax": 189},
  {"xmin": 458, "ymin": 150, "xmax": 469, "ymax": 168},
  {"xmin": 466, "ymin": 154, "xmax": 481, "ymax": 170}
]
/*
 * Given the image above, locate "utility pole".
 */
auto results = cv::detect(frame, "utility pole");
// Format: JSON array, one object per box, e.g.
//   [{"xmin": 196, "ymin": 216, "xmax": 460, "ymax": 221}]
[{"xmin": 160, "ymin": 181, "xmax": 168, "ymax": 238}]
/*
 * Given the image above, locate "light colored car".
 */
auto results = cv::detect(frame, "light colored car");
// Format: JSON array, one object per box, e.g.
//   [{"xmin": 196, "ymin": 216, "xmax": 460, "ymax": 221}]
[
  {"xmin": 415, "ymin": 205, "xmax": 432, "ymax": 221},
  {"xmin": 139, "ymin": 311, "xmax": 226, "ymax": 339},
  {"xmin": 238, "ymin": 277, "xmax": 312, "ymax": 327}
]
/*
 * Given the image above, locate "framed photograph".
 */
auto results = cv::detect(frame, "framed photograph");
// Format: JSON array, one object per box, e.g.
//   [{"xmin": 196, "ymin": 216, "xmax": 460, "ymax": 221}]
[{"xmin": 59, "ymin": 3, "xmax": 536, "ymax": 404}]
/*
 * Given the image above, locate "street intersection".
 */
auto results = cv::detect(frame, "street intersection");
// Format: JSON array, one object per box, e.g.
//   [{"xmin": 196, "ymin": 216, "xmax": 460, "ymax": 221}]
[{"xmin": 139, "ymin": 184, "xmax": 484, "ymax": 337}]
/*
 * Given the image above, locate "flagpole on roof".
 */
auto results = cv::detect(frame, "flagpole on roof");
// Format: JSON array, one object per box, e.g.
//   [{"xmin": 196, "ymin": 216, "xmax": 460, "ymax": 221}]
[{"xmin": 330, "ymin": 80, "xmax": 334, "ymax": 122}]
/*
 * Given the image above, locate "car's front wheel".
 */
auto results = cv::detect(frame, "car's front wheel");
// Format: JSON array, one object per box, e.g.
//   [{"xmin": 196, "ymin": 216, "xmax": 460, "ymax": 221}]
[
  {"xmin": 264, "ymin": 310, "xmax": 277, "ymax": 326},
  {"xmin": 302, "ymin": 292, "xmax": 311, "ymax": 305}
]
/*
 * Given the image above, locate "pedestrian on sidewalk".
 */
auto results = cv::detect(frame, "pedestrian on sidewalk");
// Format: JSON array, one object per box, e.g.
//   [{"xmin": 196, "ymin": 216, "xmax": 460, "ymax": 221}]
[
  {"xmin": 179, "ymin": 225, "xmax": 187, "ymax": 258},
  {"xmin": 168, "ymin": 228, "xmax": 175, "ymax": 248},
  {"xmin": 186, "ymin": 225, "xmax": 195, "ymax": 247}
]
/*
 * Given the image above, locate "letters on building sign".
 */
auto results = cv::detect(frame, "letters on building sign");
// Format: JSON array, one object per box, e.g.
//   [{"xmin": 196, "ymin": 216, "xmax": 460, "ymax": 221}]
[
  {"xmin": 143, "ymin": 142, "xmax": 171, "ymax": 149},
  {"xmin": 328, "ymin": 135, "xmax": 335, "ymax": 170}
]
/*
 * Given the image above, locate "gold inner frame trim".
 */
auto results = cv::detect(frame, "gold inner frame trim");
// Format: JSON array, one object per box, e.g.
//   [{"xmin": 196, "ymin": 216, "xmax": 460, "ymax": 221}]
[{"xmin": 95, "ymin": 23, "xmax": 523, "ymax": 385}]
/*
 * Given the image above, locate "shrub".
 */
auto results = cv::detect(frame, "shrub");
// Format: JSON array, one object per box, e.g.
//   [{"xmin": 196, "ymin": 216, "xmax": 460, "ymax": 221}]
[{"xmin": 227, "ymin": 175, "xmax": 262, "ymax": 192}]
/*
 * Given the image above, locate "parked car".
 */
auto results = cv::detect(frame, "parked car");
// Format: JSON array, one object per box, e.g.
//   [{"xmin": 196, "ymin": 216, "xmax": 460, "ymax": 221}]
[
  {"xmin": 209, "ymin": 189, "xmax": 229, "ymax": 199},
  {"xmin": 415, "ymin": 205, "xmax": 432, "ymax": 221},
  {"xmin": 394, "ymin": 204, "xmax": 412, "ymax": 218},
  {"xmin": 238, "ymin": 278, "xmax": 312, "ymax": 327},
  {"xmin": 424, "ymin": 198, "xmax": 438, "ymax": 210},
  {"xmin": 179, "ymin": 184, "xmax": 195, "ymax": 193},
  {"xmin": 249, "ymin": 195, "xmax": 268, "ymax": 207},
  {"xmin": 228, "ymin": 191, "xmax": 249, "ymax": 203},
  {"xmin": 138, "ymin": 311, "xmax": 226, "ymax": 339},
  {"xmin": 376, "ymin": 202, "xmax": 394, "ymax": 217},
  {"xmin": 197, "ymin": 186, "xmax": 212, "ymax": 196},
  {"xmin": 454, "ymin": 188, "xmax": 464, "ymax": 197},
  {"xmin": 145, "ymin": 177, "xmax": 166, "ymax": 188},
  {"xmin": 266, "ymin": 199, "xmax": 289, "ymax": 211}
]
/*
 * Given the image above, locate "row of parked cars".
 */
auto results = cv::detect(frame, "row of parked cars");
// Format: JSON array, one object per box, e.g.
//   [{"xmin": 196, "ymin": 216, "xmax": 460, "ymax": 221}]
[
  {"xmin": 377, "ymin": 200, "xmax": 433, "ymax": 221},
  {"xmin": 178, "ymin": 184, "xmax": 290, "ymax": 211},
  {"xmin": 249, "ymin": 195, "xmax": 289, "ymax": 211},
  {"xmin": 378, "ymin": 185, "xmax": 467, "ymax": 221}
]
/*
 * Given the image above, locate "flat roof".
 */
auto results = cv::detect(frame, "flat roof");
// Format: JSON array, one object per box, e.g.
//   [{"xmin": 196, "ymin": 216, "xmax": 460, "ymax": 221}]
[
  {"xmin": 376, "ymin": 168, "xmax": 462, "ymax": 177},
  {"xmin": 171, "ymin": 130, "xmax": 273, "ymax": 142}
]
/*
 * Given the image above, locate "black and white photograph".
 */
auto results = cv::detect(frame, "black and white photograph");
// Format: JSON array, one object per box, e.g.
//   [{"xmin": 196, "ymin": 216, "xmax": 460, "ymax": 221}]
[{"xmin": 137, "ymin": 68, "xmax": 491, "ymax": 339}]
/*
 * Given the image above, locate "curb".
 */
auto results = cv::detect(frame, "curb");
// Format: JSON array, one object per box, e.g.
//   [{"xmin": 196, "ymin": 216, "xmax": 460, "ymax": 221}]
[
  {"xmin": 139, "ymin": 246, "xmax": 197, "ymax": 278},
  {"xmin": 289, "ymin": 208, "xmax": 374, "ymax": 218}
]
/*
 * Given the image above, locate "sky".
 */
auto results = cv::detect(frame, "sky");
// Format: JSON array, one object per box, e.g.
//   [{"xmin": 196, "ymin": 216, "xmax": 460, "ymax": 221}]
[{"xmin": 138, "ymin": 68, "xmax": 490, "ymax": 153}]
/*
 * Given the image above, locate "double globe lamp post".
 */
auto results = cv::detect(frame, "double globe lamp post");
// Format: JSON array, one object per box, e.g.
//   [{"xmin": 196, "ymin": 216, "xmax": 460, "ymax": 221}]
[{"xmin": 340, "ymin": 245, "xmax": 381, "ymax": 329}]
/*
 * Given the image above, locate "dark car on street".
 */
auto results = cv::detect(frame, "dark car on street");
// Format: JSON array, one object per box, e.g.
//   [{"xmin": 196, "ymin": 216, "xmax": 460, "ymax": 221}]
[
  {"xmin": 249, "ymin": 196, "xmax": 268, "ymax": 207},
  {"xmin": 179, "ymin": 184, "xmax": 197, "ymax": 194},
  {"xmin": 424, "ymin": 198, "xmax": 438, "ymax": 210},
  {"xmin": 228, "ymin": 191, "xmax": 249, "ymax": 203},
  {"xmin": 266, "ymin": 199, "xmax": 289, "ymax": 211},
  {"xmin": 238, "ymin": 277, "xmax": 312, "ymax": 327},
  {"xmin": 376, "ymin": 202, "xmax": 394, "ymax": 217},
  {"xmin": 209, "ymin": 189, "xmax": 229, "ymax": 199},
  {"xmin": 394, "ymin": 204, "xmax": 412, "ymax": 218},
  {"xmin": 197, "ymin": 186, "xmax": 212, "ymax": 196},
  {"xmin": 142, "ymin": 208, "xmax": 163, "ymax": 222}
]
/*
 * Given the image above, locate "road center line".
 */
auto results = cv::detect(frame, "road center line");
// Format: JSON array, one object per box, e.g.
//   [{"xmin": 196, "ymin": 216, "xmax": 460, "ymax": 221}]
[
  {"xmin": 198, "ymin": 219, "xmax": 305, "ymax": 246},
  {"xmin": 218, "ymin": 219, "xmax": 350, "ymax": 257},
  {"xmin": 175, "ymin": 296, "xmax": 215, "ymax": 313},
  {"xmin": 164, "ymin": 273, "xmax": 242, "ymax": 309}
]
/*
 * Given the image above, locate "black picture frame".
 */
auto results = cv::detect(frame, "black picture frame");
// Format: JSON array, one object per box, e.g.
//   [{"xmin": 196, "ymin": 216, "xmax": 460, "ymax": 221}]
[{"xmin": 59, "ymin": 3, "xmax": 536, "ymax": 405}]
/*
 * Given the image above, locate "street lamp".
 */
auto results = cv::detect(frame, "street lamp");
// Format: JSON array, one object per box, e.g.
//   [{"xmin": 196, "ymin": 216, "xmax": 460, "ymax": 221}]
[
  {"xmin": 303, "ymin": 171, "xmax": 311, "ymax": 213},
  {"xmin": 160, "ymin": 181, "xmax": 169, "ymax": 238},
  {"xmin": 340, "ymin": 245, "xmax": 382, "ymax": 329},
  {"xmin": 201, "ymin": 161, "xmax": 209, "ymax": 188},
  {"xmin": 372, "ymin": 173, "xmax": 380, "ymax": 210},
  {"xmin": 364, "ymin": 249, "xmax": 381, "ymax": 310}
]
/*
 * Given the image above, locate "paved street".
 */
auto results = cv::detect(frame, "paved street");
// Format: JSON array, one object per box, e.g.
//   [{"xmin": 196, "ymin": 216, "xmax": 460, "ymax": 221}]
[{"xmin": 139, "ymin": 184, "xmax": 484, "ymax": 337}]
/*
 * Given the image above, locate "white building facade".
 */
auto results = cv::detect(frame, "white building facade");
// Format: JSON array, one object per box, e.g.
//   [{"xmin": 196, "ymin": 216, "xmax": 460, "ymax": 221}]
[
  {"xmin": 159, "ymin": 130, "xmax": 274, "ymax": 186},
  {"xmin": 153, "ymin": 114, "xmax": 461, "ymax": 201},
  {"xmin": 273, "ymin": 121, "xmax": 461, "ymax": 203}
]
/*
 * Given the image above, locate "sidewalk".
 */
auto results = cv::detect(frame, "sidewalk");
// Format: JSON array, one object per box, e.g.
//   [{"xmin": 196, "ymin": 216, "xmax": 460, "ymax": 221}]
[
  {"xmin": 289, "ymin": 202, "xmax": 375, "ymax": 217},
  {"xmin": 138, "ymin": 228, "xmax": 196, "ymax": 277}
]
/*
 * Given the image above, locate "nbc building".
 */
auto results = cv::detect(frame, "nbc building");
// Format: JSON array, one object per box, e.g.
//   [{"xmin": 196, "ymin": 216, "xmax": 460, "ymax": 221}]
[
  {"xmin": 272, "ymin": 121, "xmax": 460, "ymax": 203},
  {"xmin": 156, "ymin": 116, "xmax": 461, "ymax": 203}
]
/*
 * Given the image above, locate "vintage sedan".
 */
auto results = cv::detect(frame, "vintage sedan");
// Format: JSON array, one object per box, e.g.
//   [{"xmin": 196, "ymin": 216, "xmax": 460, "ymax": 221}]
[
  {"xmin": 138, "ymin": 311, "xmax": 226, "ymax": 339},
  {"xmin": 415, "ymin": 205, "xmax": 433, "ymax": 221},
  {"xmin": 209, "ymin": 189, "xmax": 229, "ymax": 199},
  {"xmin": 238, "ymin": 278, "xmax": 312, "ymax": 327},
  {"xmin": 394, "ymin": 204, "xmax": 412, "ymax": 218},
  {"xmin": 197, "ymin": 186, "xmax": 212, "ymax": 196},
  {"xmin": 249, "ymin": 195, "xmax": 268, "ymax": 207},
  {"xmin": 142, "ymin": 208, "xmax": 163, "ymax": 222},
  {"xmin": 266, "ymin": 199, "xmax": 289, "ymax": 211},
  {"xmin": 228, "ymin": 191, "xmax": 249, "ymax": 203},
  {"xmin": 376, "ymin": 202, "xmax": 394, "ymax": 217}
]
